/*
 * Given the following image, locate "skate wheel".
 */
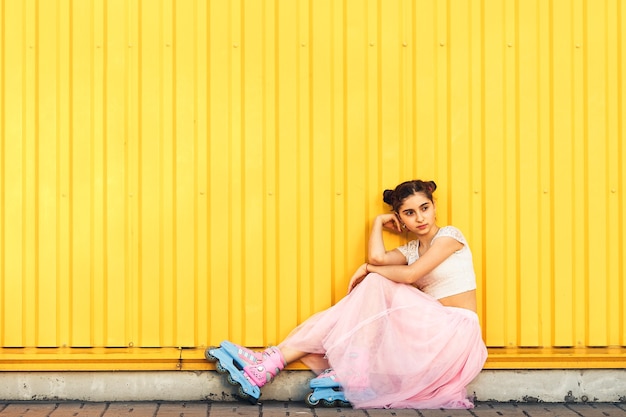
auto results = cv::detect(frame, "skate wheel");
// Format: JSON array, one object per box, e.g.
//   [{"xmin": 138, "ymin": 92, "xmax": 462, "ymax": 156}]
[
  {"xmin": 237, "ymin": 386, "xmax": 260, "ymax": 405},
  {"xmin": 226, "ymin": 374, "xmax": 239, "ymax": 386},
  {"xmin": 321, "ymin": 399, "xmax": 337, "ymax": 407},
  {"xmin": 215, "ymin": 361, "xmax": 227, "ymax": 374},
  {"xmin": 204, "ymin": 347, "xmax": 219, "ymax": 362},
  {"xmin": 237, "ymin": 386, "xmax": 250, "ymax": 398},
  {"xmin": 305, "ymin": 393, "xmax": 320, "ymax": 407}
]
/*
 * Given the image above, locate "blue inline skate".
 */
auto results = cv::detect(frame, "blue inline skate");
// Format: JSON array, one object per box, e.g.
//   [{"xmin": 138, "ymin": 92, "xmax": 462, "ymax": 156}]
[
  {"xmin": 205, "ymin": 341, "xmax": 285, "ymax": 404},
  {"xmin": 305, "ymin": 368, "xmax": 351, "ymax": 407}
]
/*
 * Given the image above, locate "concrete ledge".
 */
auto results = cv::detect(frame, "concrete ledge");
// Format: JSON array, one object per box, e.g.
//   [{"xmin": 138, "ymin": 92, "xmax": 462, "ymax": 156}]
[{"xmin": 0, "ymin": 370, "xmax": 625, "ymax": 403}]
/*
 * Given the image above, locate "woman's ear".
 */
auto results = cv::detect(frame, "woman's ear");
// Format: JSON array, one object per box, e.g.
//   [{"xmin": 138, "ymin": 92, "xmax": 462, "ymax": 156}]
[{"xmin": 395, "ymin": 212, "xmax": 406, "ymax": 229}]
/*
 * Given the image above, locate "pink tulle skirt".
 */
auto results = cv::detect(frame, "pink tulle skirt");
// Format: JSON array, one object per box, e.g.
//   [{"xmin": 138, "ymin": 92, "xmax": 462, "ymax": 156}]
[{"xmin": 278, "ymin": 273, "xmax": 487, "ymax": 409}]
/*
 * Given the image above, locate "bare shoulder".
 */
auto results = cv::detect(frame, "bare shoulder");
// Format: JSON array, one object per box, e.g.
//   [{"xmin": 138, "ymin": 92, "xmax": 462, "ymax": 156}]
[{"xmin": 431, "ymin": 234, "xmax": 464, "ymax": 252}]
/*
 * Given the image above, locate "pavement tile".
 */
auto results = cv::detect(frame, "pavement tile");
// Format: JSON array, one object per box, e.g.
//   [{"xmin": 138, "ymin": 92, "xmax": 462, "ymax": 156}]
[
  {"xmin": 284, "ymin": 403, "xmax": 315, "ymax": 416},
  {"xmin": 0, "ymin": 403, "xmax": 58, "ymax": 417},
  {"xmin": 365, "ymin": 408, "xmax": 420, "ymax": 416},
  {"xmin": 508, "ymin": 403, "xmax": 580, "ymax": 417},
  {"xmin": 563, "ymin": 403, "xmax": 626, "ymax": 417},
  {"xmin": 307, "ymin": 406, "xmax": 366, "ymax": 417},
  {"xmin": 208, "ymin": 403, "xmax": 260, "ymax": 417},
  {"xmin": 50, "ymin": 402, "xmax": 108, "ymax": 417},
  {"xmin": 415, "ymin": 409, "xmax": 473, "ymax": 417},
  {"xmin": 105, "ymin": 403, "xmax": 159, "ymax": 417},
  {"xmin": 156, "ymin": 403, "xmax": 209, "ymax": 417},
  {"xmin": 259, "ymin": 401, "xmax": 315, "ymax": 417},
  {"xmin": 253, "ymin": 402, "xmax": 288, "ymax": 417},
  {"xmin": 471, "ymin": 402, "xmax": 527, "ymax": 416}
]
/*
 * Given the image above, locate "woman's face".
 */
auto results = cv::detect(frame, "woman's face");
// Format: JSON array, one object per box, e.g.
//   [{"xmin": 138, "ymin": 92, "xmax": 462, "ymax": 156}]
[{"xmin": 396, "ymin": 192, "xmax": 436, "ymax": 236}]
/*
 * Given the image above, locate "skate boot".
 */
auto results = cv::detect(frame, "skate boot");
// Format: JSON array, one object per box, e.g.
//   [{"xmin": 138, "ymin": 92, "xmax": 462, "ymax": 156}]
[
  {"xmin": 205, "ymin": 341, "xmax": 286, "ymax": 404},
  {"xmin": 305, "ymin": 368, "xmax": 350, "ymax": 407}
]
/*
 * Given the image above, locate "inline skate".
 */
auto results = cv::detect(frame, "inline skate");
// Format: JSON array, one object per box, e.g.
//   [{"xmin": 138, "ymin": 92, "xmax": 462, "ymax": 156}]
[
  {"xmin": 205, "ymin": 341, "xmax": 285, "ymax": 404},
  {"xmin": 305, "ymin": 368, "xmax": 350, "ymax": 407}
]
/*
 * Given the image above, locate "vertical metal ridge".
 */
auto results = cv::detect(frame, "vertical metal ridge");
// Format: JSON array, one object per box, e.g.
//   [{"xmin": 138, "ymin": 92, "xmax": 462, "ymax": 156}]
[
  {"xmin": 67, "ymin": 0, "xmax": 75, "ymax": 345},
  {"xmin": 55, "ymin": 0, "xmax": 62, "ymax": 346},
  {"xmin": 170, "ymin": 0, "xmax": 178, "ymax": 345},
  {"xmin": 293, "ymin": 0, "xmax": 301, "ymax": 324},
  {"xmin": 135, "ymin": 0, "xmax": 144, "ymax": 345},
  {"xmin": 578, "ymin": 0, "xmax": 589, "ymax": 346},
  {"xmin": 535, "ymin": 0, "xmax": 550, "ymax": 347},
  {"xmin": 576, "ymin": 0, "xmax": 585, "ymax": 346},
  {"xmin": 235, "ymin": 0, "xmax": 244, "ymax": 341},
  {"xmin": 0, "ymin": 0, "xmax": 4, "ymax": 347},
  {"xmin": 101, "ymin": 0, "xmax": 109, "ymax": 347},
  {"xmin": 21, "ymin": 0, "xmax": 28, "ymax": 343},
  {"xmin": 604, "ymin": 0, "xmax": 620, "ymax": 347},
  {"xmin": 513, "ymin": 0, "xmax": 521, "ymax": 346},
  {"xmin": 374, "ymin": 0, "xmax": 381, "ymax": 193},
  {"xmin": 324, "ymin": 0, "xmax": 334, "ymax": 309},
  {"xmin": 618, "ymin": 0, "xmax": 625, "ymax": 346},
  {"xmin": 88, "ymin": 0, "xmax": 96, "ymax": 348},
  {"xmin": 433, "ymin": 0, "xmax": 441, "ymax": 183},
  {"xmin": 236, "ymin": 0, "xmax": 244, "ymax": 338},
  {"xmin": 259, "ymin": 0, "xmax": 267, "ymax": 341},
  {"xmin": 306, "ymin": 0, "xmax": 314, "ymax": 316},
  {"xmin": 340, "ymin": 0, "xmax": 348, "ymax": 263},
  {"xmin": 193, "ymin": 0, "xmax": 201, "ymax": 346},
  {"xmin": 543, "ymin": 0, "xmax": 553, "ymax": 346},
  {"xmin": 407, "ymin": 0, "xmax": 415, "ymax": 179},
  {"xmin": 269, "ymin": 0, "xmax": 281, "ymax": 343},
  {"xmin": 204, "ymin": 0, "xmax": 212, "ymax": 345},
  {"xmin": 443, "ymin": 0, "xmax": 450, "ymax": 221},
  {"xmin": 124, "ymin": 0, "xmax": 133, "ymax": 348},
  {"xmin": 32, "ymin": 0, "xmax": 41, "ymax": 347},
  {"xmin": 479, "ymin": 0, "xmax": 488, "ymax": 332},
  {"xmin": 602, "ymin": 0, "xmax": 612, "ymax": 345},
  {"xmin": 400, "ymin": 0, "xmax": 408, "ymax": 179},
  {"xmin": 59, "ymin": 0, "xmax": 69, "ymax": 348}
]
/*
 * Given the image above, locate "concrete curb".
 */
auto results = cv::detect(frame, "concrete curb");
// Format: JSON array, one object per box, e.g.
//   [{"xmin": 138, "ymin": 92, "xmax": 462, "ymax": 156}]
[{"xmin": 0, "ymin": 370, "xmax": 625, "ymax": 403}]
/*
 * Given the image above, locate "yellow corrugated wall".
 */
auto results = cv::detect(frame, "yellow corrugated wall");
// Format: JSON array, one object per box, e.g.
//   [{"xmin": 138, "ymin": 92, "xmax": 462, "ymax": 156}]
[{"xmin": 0, "ymin": 0, "xmax": 624, "ymax": 357}]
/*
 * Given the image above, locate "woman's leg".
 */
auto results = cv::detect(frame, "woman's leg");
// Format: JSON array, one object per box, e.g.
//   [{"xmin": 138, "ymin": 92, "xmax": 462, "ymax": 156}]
[{"xmin": 278, "ymin": 346, "xmax": 310, "ymax": 364}]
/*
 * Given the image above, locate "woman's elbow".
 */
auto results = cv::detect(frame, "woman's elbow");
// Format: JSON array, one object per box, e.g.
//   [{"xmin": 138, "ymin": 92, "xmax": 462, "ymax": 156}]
[
  {"xmin": 404, "ymin": 272, "xmax": 422, "ymax": 285},
  {"xmin": 368, "ymin": 254, "xmax": 386, "ymax": 265},
  {"xmin": 402, "ymin": 276, "xmax": 418, "ymax": 285}
]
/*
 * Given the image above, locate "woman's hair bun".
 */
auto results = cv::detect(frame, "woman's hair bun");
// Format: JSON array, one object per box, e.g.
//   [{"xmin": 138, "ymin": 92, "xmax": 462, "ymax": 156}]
[{"xmin": 382, "ymin": 189, "xmax": 394, "ymax": 205}]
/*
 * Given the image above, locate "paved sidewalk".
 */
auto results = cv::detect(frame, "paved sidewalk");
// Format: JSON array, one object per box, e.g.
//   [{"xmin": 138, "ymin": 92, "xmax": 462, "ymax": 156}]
[{"xmin": 0, "ymin": 401, "xmax": 626, "ymax": 417}]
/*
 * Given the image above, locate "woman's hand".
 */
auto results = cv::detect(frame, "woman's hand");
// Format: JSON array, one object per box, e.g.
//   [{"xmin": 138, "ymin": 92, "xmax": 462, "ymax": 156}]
[
  {"xmin": 368, "ymin": 213, "xmax": 407, "ymax": 266},
  {"xmin": 347, "ymin": 263, "xmax": 370, "ymax": 294},
  {"xmin": 377, "ymin": 213, "xmax": 402, "ymax": 233}
]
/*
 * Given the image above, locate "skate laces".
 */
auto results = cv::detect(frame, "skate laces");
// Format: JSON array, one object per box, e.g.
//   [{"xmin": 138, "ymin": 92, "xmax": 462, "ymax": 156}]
[
  {"xmin": 309, "ymin": 367, "xmax": 342, "ymax": 389},
  {"xmin": 236, "ymin": 346, "xmax": 264, "ymax": 365},
  {"xmin": 316, "ymin": 368, "xmax": 339, "ymax": 382}
]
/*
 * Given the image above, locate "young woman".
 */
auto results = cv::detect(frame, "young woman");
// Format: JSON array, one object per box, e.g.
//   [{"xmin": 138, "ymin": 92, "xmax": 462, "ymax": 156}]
[{"xmin": 206, "ymin": 180, "xmax": 487, "ymax": 409}]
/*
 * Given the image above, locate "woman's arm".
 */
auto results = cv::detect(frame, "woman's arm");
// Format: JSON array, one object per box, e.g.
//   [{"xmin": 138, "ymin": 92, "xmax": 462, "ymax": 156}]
[
  {"xmin": 368, "ymin": 214, "xmax": 409, "ymax": 265},
  {"xmin": 349, "ymin": 236, "xmax": 463, "ymax": 293}
]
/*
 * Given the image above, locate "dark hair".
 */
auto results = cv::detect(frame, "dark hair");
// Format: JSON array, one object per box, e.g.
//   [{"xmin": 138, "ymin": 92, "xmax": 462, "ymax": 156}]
[{"xmin": 383, "ymin": 180, "xmax": 437, "ymax": 212}]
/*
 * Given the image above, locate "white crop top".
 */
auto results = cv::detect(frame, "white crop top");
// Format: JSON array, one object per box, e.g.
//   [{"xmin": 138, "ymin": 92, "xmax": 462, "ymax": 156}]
[{"xmin": 396, "ymin": 226, "xmax": 477, "ymax": 299}]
